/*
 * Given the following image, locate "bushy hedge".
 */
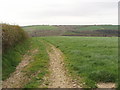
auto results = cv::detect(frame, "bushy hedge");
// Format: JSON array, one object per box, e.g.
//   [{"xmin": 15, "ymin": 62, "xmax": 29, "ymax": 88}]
[{"xmin": 2, "ymin": 24, "xmax": 29, "ymax": 52}]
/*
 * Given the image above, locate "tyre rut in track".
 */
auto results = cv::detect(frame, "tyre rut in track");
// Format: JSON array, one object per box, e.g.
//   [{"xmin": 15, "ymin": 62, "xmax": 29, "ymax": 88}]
[
  {"xmin": 46, "ymin": 43, "xmax": 81, "ymax": 88},
  {"xmin": 2, "ymin": 49, "xmax": 38, "ymax": 88}
]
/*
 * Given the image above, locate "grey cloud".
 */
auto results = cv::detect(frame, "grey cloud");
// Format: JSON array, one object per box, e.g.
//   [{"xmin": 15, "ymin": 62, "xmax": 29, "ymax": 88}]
[{"xmin": 24, "ymin": 2, "xmax": 117, "ymax": 18}]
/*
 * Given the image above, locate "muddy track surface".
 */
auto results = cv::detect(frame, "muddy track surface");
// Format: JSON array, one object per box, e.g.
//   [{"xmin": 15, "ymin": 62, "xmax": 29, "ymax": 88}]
[
  {"xmin": 2, "ymin": 49, "xmax": 38, "ymax": 88},
  {"xmin": 46, "ymin": 43, "xmax": 81, "ymax": 88}
]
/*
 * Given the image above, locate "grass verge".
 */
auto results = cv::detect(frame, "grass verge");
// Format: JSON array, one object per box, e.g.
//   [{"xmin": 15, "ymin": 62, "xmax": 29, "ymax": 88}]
[
  {"xmin": 2, "ymin": 39, "xmax": 31, "ymax": 80},
  {"xmin": 23, "ymin": 37, "xmax": 49, "ymax": 88}
]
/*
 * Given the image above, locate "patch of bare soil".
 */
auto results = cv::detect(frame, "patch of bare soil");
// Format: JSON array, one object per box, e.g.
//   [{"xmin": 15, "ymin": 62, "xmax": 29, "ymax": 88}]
[
  {"xmin": 97, "ymin": 83, "xmax": 116, "ymax": 88},
  {"xmin": 2, "ymin": 49, "xmax": 38, "ymax": 88},
  {"xmin": 46, "ymin": 43, "xmax": 81, "ymax": 88}
]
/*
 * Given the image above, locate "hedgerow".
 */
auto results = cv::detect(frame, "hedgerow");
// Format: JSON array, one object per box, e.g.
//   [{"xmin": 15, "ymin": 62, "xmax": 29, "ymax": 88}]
[{"xmin": 2, "ymin": 24, "xmax": 28, "ymax": 52}]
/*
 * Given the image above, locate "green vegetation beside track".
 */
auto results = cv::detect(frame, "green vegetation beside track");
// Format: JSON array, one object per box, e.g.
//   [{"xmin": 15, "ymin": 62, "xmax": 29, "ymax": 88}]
[{"xmin": 40, "ymin": 36, "xmax": 118, "ymax": 88}]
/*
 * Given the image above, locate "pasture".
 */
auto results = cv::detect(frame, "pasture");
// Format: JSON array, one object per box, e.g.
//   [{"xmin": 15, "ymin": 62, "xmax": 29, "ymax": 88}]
[{"xmin": 40, "ymin": 36, "xmax": 118, "ymax": 87}]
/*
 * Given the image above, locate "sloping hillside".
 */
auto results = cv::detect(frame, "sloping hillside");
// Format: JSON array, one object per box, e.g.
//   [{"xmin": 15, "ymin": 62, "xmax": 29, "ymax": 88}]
[{"xmin": 22, "ymin": 25, "xmax": 118, "ymax": 37}]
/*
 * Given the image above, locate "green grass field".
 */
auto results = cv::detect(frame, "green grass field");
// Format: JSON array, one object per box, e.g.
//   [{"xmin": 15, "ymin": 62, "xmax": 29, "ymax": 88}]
[
  {"xmin": 23, "ymin": 25, "xmax": 118, "ymax": 32},
  {"xmin": 39, "ymin": 36, "xmax": 118, "ymax": 87},
  {"xmin": 76, "ymin": 25, "xmax": 118, "ymax": 31},
  {"xmin": 3, "ymin": 35, "xmax": 118, "ymax": 88},
  {"xmin": 23, "ymin": 25, "xmax": 59, "ymax": 32}
]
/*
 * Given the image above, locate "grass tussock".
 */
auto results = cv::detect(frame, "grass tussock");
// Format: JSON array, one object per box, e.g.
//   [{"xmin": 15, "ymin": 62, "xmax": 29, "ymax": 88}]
[{"xmin": 23, "ymin": 38, "xmax": 49, "ymax": 88}]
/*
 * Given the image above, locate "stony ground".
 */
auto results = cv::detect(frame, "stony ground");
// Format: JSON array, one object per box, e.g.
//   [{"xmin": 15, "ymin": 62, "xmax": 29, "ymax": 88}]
[
  {"xmin": 46, "ymin": 43, "xmax": 81, "ymax": 88},
  {"xmin": 97, "ymin": 83, "xmax": 116, "ymax": 88},
  {"xmin": 2, "ymin": 49, "xmax": 38, "ymax": 88}
]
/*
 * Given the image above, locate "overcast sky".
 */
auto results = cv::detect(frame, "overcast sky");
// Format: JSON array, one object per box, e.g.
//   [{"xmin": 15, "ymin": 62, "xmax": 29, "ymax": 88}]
[{"xmin": 0, "ymin": 0, "xmax": 119, "ymax": 26}]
